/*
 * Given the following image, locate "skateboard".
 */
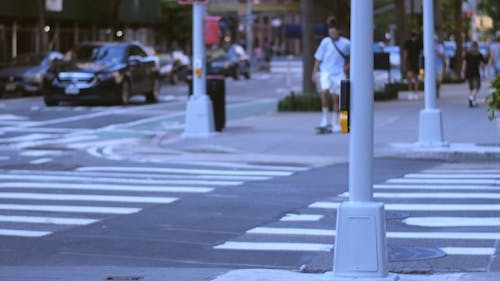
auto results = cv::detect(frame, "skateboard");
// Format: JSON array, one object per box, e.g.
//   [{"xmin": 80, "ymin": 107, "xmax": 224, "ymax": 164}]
[{"xmin": 315, "ymin": 126, "xmax": 332, "ymax": 134}]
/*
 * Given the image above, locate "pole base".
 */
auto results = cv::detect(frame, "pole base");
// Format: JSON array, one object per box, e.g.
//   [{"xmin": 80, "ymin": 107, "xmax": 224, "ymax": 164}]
[
  {"xmin": 330, "ymin": 201, "xmax": 397, "ymax": 281},
  {"xmin": 323, "ymin": 271, "xmax": 399, "ymax": 281},
  {"xmin": 418, "ymin": 108, "xmax": 447, "ymax": 147},
  {"xmin": 182, "ymin": 94, "xmax": 214, "ymax": 138}
]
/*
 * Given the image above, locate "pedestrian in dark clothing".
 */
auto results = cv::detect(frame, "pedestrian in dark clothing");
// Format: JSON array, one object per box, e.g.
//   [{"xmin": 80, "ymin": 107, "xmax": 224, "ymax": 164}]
[
  {"xmin": 461, "ymin": 41, "xmax": 487, "ymax": 107},
  {"xmin": 403, "ymin": 29, "xmax": 423, "ymax": 100}
]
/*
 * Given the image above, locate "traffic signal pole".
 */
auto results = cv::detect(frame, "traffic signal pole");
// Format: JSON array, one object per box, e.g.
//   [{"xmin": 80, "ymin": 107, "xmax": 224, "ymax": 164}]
[
  {"xmin": 183, "ymin": 2, "xmax": 214, "ymax": 138},
  {"xmin": 329, "ymin": 1, "xmax": 397, "ymax": 280},
  {"xmin": 418, "ymin": 0, "xmax": 446, "ymax": 146}
]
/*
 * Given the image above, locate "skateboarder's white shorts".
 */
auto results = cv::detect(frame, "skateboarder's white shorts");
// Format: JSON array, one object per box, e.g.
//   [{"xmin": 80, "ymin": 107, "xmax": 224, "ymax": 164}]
[{"xmin": 319, "ymin": 71, "xmax": 346, "ymax": 96}]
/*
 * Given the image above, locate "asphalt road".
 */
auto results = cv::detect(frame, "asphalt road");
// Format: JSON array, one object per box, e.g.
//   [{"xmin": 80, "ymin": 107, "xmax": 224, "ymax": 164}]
[{"xmin": 0, "ymin": 73, "xmax": 499, "ymax": 277}]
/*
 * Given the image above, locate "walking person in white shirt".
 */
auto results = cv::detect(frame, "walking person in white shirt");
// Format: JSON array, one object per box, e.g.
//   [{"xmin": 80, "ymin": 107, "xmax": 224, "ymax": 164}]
[{"xmin": 312, "ymin": 17, "xmax": 350, "ymax": 132}]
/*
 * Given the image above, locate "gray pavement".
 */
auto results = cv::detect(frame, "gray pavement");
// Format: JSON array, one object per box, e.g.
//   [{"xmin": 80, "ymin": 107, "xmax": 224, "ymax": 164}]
[
  {"xmin": 95, "ymin": 80, "xmax": 500, "ymax": 281},
  {"xmin": 4, "ymin": 81, "xmax": 497, "ymax": 280}
]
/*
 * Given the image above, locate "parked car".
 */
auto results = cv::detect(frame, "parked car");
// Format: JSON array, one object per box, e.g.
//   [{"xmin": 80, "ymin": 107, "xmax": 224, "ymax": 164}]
[
  {"xmin": 0, "ymin": 51, "xmax": 63, "ymax": 98},
  {"xmin": 207, "ymin": 44, "xmax": 250, "ymax": 79},
  {"xmin": 158, "ymin": 51, "xmax": 190, "ymax": 85},
  {"xmin": 43, "ymin": 41, "xmax": 160, "ymax": 106}
]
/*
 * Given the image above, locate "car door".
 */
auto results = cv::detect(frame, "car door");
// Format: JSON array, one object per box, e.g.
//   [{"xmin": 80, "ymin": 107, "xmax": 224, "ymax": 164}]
[{"xmin": 126, "ymin": 45, "xmax": 146, "ymax": 93}]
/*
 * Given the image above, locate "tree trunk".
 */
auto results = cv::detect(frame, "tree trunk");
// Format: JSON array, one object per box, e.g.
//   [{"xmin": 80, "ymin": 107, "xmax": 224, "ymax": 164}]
[
  {"xmin": 301, "ymin": 0, "xmax": 315, "ymax": 94},
  {"xmin": 394, "ymin": 0, "xmax": 407, "ymax": 78},
  {"xmin": 453, "ymin": 0, "xmax": 463, "ymax": 74},
  {"xmin": 36, "ymin": 0, "xmax": 46, "ymax": 52}
]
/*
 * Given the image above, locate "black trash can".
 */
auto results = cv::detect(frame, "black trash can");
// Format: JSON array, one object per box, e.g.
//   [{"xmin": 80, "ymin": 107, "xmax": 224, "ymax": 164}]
[{"xmin": 188, "ymin": 74, "xmax": 226, "ymax": 132}]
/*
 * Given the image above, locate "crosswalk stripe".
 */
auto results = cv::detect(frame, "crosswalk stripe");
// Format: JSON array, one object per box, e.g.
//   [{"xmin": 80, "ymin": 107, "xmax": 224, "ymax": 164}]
[
  {"xmin": 403, "ymin": 217, "xmax": 500, "ymax": 227},
  {"xmin": 340, "ymin": 192, "xmax": 500, "ymax": 200},
  {"xmin": 405, "ymin": 173, "xmax": 500, "ymax": 179},
  {"xmin": 247, "ymin": 227, "xmax": 500, "ymax": 240},
  {"xmin": 0, "ymin": 204, "xmax": 141, "ymax": 214},
  {"xmin": 77, "ymin": 166, "xmax": 294, "ymax": 177},
  {"xmin": 0, "ymin": 192, "xmax": 178, "ymax": 204},
  {"xmin": 421, "ymin": 169, "xmax": 500, "ymax": 174},
  {"xmin": 0, "ymin": 182, "xmax": 213, "ymax": 194},
  {"xmin": 387, "ymin": 178, "xmax": 499, "ymax": 185},
  {"xmin": 10, "ymin": 135, "xmax": 99, "ymax": 149},
  {"xmin": 0, "ymin": 229, "xmax": 51, "ymax": 237},
  {"xmin": 179, "ymin": 161, "xmax": 308, "ymax": 172},
  {"xmin": 309, "ymin": 202, "xmax": 500, "ymax": 211},
  {"xmin": 214, "ymin": 242, "xmax": 332, "ymax": 252},
  {"xmin": 280, "ymin": 214, "xmax": 324, "ymax": 222},
  {"xmin": 0, "ymin": 133, "xmax": 53, "ymax": 143},
  {"xmin": 0, "ymin": 215, "xmax": 97, "ymax": 225},
  {"xmin": 4, "ymin": 170, "xmax": 264, "ymax": 182},
  {"xmin": 440, "ymin": 247, "xmax": 495, "ymax": 256},
  {"xmin": 374, "ymin": 184, "xmax": 500, "ymax": 191}
]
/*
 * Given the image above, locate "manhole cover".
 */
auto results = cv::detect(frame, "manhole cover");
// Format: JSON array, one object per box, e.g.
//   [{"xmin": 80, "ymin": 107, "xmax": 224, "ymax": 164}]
[{"xmin": 388, "ymin": 246, "xmax": 446, "ymax": 262}]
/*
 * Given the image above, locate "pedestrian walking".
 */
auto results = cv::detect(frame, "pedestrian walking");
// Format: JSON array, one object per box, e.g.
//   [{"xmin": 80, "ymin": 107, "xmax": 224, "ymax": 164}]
[
  {"xmin": 461, "ymin": 41, "xmax": 487, "ymax": 107},
  {"xmin": 312, "ymin": 17, "xmax": 350, "ymax": 132},
  {"xmin": 403, "ymin": 29, "xmax": 423, "ymax": 100},
  {"xmin": 488, "ymin": 32, "xmax": 500, "ymax": 76},
  {"xmin": 434, "ymin": 35, "xmax": 445, "ymax": 98}
]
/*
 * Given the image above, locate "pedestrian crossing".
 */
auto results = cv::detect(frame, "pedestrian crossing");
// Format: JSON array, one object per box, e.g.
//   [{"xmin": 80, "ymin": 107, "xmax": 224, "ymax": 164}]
[
  {"xmin": 0, "ymin": 164, "xmax": 304, "ymax": 238},
  {"xmin": 213, "ymin": 168, "xmax": 500, "ymax": 261}
]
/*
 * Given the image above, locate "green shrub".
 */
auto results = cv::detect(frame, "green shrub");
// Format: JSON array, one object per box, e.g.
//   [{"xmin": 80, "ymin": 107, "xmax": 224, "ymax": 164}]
[
  {"xmin": 486, "ymin": 74, "xmax": 500, "ymax": 120},
  {"xmin": 278, "ymin": 93, "xmax": 331, "ymax": 111}
]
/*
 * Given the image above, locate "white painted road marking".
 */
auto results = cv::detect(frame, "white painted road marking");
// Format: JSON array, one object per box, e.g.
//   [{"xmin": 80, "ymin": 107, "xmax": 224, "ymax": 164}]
[
  {"xmin": 0, "ymin": 229, "xmax": 51, "ymax": 237},
  {"xmin": 0, "ymin": 182, "xmax": 213, "ymax": 194},
  {"xmin": 0, "ymin": 204, "xmax": 141, "ymax": 214},
  {"xmin": 403, "ymin": 217, "xmax": 500, "ymax": 227},
  {"xmin": 78, "ymin": 166, "xmax": 294, "ymax": 177},
  {"xmin": 0, "ymin": 192, "xmax": 178, "ymax": 204},
  {"xmin": 247, "ymin": 227, "xmax": 500, "ymax": 240},
  {"xmin": 0, "ymin": 215, "xmax": 97, "ymax": 225},
  {"xmin": 387, "ymin": 178, "xmax": 499, "ymax": 185},
  {"xmin": 309, "ymin": 202, "xmax": 500, "ymax": 211},
  {"xmin": 405, "ymin": 173, "xmax": 500, "ymax": 179},
  {"xmin": 440, "ymin": 247, "xmax": 495, "ymax": 256},
  {"xmin": 4, "ymin": 170, "xmax": 268, "ymax": 182},
  {"xmin": 340, "ymin": 192, "xmax": 500, "ymax": 200},
  {"xmin": 374, "ymin": 184, "xmax": 500, "ymax": 191},
  {"xmin": 214, "ymin": 242, "xmax": 332, "ymax": 252},
  {"xmin": 29, "ymin": 158, "xmax": 53, "ymax": 165},
  {"xmin": 280, "ymin": 214, "xmax": 324, "ymax": 222}
]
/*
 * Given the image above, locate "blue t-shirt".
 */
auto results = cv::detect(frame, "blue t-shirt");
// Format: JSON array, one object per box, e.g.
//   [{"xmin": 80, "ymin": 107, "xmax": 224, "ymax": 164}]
[
  {"xmin": 435, "ymin": 43, "xmax": 444, "ymax": 71},
  {"xmin": 314, "ymin": 36, "xmax": 350, "ymax": 75}
]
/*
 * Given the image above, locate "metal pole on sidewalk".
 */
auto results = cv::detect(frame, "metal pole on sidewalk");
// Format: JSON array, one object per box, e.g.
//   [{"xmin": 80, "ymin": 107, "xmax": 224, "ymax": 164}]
[
  {"xmin": 183, "ymin": 2, "xmax": 214, "ymax": 138},
  {"xmin": 418, "ymin": 0, "xmax": 446, "ymax": 147},
  {"xmin": 330, "ymin": 1, "xmax": 397, "ymax": 280}
]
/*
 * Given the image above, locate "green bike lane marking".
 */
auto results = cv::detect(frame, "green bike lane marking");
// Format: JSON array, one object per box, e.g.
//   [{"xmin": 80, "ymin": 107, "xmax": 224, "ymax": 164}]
[{"xmin": 93, "ymin": 99, "xmax": 278, "ymax": 139}]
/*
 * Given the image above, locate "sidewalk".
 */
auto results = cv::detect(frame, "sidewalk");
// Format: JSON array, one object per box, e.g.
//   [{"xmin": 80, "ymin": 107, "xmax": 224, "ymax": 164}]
[
  {"xmin": 101, "ymin": 81, "xmax": 500, "ymax": 281},
  {"xmin": 112, "ymin": 80, "xmax": 500, "ymax": 166}
]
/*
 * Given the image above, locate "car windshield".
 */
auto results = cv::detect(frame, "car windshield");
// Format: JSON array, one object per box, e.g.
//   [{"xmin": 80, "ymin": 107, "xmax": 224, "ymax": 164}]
[
  {"xmin": 72, "ymin": 45, "xmax": 126, "ymax": 63},
  {"xmin": 8, "ymin": 54, "xmax": 46, "ymax": 66}
]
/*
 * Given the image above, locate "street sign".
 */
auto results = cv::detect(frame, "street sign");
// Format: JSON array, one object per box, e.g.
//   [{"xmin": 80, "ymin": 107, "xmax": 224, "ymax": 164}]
[{"xmin": 178, "ymin": 0, "xmax": 208, "ymax": 4}]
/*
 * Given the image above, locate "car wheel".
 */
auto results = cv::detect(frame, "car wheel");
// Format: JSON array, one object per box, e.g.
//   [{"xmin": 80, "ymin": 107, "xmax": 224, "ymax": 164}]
[
  {"xmin": 146, "ymin": 77, "xmax": 160, "ymax": 103},
  {"xmin": 118, "ymin": 80, "xmax": 130, "ymax": 105},
  {"xmin": 44, "ymin": 97, "xmax": 59, "ymax": 106}
]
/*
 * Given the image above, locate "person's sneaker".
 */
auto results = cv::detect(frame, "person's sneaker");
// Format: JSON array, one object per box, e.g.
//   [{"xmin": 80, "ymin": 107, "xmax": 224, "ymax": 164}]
[
  {"xmin": 408, "ymin": 93, "xmax": 414, "ymax": 100},
  {"xmin": 413, "ymin": 93, "xmax": 419, "ymax": 100},
  {"xmin": 320, "ymin": 118, "xmax": 330, "ymax": 128},
  {"xmin": 468, "ymin": 96, "xmax": 474, "ymax": 108},
  {"xmin": 331, "ymin": 124, "xmax": 342, "ymax": 133}
]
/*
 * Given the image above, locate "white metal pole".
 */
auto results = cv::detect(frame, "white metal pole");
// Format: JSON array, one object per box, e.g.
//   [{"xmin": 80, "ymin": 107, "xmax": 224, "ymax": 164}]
[
  {"xmin": 193, "ymin": 2, "xmax": 206, "ymax": 98},
  {"xmin": 349, "ymin": 0, "xmax": 374, "ymax": 203},
  {"xmin": 423, "ymin": 0, "xmax": 436, "ymax": 110},
  {"xmin": 330, "ymin": 1, "xmax": 397, "ymax": 280},
  {"xmin": 418, "ymin": 0, "xmax": 446, "ymax": 147},
  {"xmin": 183, "ymin": 2, "xmax": 214, "ymax": 138}
]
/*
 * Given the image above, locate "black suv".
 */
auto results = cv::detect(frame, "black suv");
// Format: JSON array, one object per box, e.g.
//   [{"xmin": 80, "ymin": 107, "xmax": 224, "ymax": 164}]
[{"xmin": 43, "ymin": 42, "xmax": 160, "ymax": 106}]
